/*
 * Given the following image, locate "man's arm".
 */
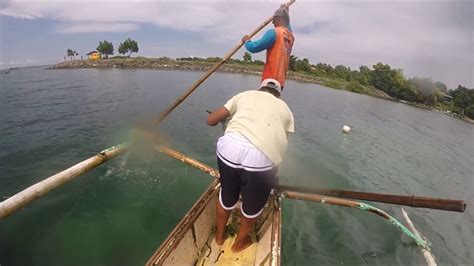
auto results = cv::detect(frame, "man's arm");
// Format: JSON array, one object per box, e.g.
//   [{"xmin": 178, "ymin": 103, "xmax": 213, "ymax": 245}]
[
  {"xmin": 207, "ymin": 106, "xmax": 231, "ymax": 126},
  {"xmin": 242, "ymin": 29, "xmax": 276, "ymax": 53},
  {"xmin": 279, "ymin": 4, "xmax": 292, "ymax": 32}
]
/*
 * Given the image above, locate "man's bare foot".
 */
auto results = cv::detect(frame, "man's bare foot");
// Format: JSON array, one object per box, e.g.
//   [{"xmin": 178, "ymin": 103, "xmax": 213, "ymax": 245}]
[{"xmin": 231, "ymin": 236, "xmax": 253, "ymax": 253}]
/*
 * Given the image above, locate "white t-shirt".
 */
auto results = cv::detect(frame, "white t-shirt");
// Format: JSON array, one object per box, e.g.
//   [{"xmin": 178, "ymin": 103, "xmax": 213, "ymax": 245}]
[{"xmin": 223, "ymin": 90, "xmax": 294, "ymax": 165}]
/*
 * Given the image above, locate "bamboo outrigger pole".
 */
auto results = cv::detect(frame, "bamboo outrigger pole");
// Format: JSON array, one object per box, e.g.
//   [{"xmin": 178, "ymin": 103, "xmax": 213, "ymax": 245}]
[
  {"xmin": 154, "ymin": 0, "xmax": 296, "ymax": 125},
  {"xmin": 401, "ymin": 208, "xmax": 437, "ymax": 265},
  {"xmin": 154, "ymin": 145, "xmax": 433, "ymax": 250},
  {"xmin": 275, "ymin": 185, "xmax": 466, "ymax": 213},
  {"xmin": 277, "ymin": 189, "xmax": 430, "ymax": 250},
  {"xmin": 0, "ymin": 144, "xmax": 127, "ymax": 219},
  {"xmin": 155, "ymin": 145, "xmax": 467, "ymax": 213}
]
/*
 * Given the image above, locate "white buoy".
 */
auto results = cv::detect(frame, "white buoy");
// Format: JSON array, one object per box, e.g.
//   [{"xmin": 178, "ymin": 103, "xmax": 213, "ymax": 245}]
[{"xmin": 342, "ymin": 125, "xmax": 351, "ymax": 133}]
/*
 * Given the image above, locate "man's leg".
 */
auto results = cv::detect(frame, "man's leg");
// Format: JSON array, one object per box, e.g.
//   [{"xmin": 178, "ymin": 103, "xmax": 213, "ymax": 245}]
[
  {"xmin": 231, "ymin": 215, "xmax": 257, "ymax": 252},
  {"xmin": 215, "ymin": 200, "xmax": 231, "ymax": 245},
  {"xmin": 232, "ymin": 167, "xmax": 277, "ymax": 253},
  {"xmin": 215, "ymin": 157, "xmax": 241, "ymax": 245}
]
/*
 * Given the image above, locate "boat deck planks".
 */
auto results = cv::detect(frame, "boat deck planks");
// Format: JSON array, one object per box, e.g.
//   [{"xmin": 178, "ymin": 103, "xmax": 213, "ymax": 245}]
[{"xmin": 146, "ymin": 178, "xmax": 280, "ymax": 266}]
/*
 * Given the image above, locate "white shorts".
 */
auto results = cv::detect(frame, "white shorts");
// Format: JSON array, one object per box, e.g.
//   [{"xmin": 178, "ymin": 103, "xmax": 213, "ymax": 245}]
[{"xmin": 216, "ymin": 132, "xmax": 274, "ymax": 172}]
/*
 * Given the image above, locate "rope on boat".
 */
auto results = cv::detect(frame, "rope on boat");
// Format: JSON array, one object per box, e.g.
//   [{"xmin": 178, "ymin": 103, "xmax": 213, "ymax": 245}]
[
  {"xmin": 154, "ymin": 145, "xmax": 431, "ymax": 251},
  {"xmin": 359, "ymin": 203, "xmax": 430, "ymax": 250},
  {"xmin": 278, "ymin": 189, "xmax": 430, "ymax": 251}
]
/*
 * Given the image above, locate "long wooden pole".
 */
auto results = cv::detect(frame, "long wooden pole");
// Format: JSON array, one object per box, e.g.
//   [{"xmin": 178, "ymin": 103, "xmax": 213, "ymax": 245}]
[
  {"xmin": 275, "ymin": 185, "xmax": 466, "ymax": 213},
  {"xmin": 154, "ymin": 0, "xmax": 296, "ymax": 125},
  {"xmin": 0, "ymin": 143, "xmax": 128, "ymax": 219},
  {"xmin": 155, "ymin": 145, "xmax": 467, "ymax": 213}
]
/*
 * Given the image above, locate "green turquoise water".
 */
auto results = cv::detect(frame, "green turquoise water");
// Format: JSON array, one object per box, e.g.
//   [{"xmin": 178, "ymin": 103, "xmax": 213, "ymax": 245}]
[{"xmin": 0, "ymin": 68, "xmax": 473, "ymax": 265}]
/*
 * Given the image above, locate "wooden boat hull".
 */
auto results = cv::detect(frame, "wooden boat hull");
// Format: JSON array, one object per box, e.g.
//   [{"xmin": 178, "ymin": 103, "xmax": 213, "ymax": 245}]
[{"xmin": 146, "ymin": 178, "xmax": 281, "ymax": 266}]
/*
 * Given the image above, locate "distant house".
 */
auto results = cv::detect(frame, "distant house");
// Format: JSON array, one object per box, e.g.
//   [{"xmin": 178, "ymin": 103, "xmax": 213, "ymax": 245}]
[
  {"xmin": 441, "ymin": 93, "xmax": 454, "ymax": 102},
  {"xmin": 86, "ymin": 51, "xmax": 101, "ymax": 60}
]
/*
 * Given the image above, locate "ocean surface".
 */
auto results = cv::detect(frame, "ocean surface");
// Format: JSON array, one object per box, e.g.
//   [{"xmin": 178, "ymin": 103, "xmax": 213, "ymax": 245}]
[{"xmin": 0, "ymin": 67, "xmax": 473, "ymax": 265}]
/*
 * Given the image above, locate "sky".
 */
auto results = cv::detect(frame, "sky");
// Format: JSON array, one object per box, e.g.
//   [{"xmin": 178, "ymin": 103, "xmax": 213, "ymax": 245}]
[{"xmin": 0, "ymin": 0, "xmax": 472, "ymax": 88}]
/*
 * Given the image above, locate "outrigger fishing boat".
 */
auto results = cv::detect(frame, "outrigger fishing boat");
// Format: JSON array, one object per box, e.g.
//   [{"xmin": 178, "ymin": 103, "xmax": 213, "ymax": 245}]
[
  {"xmin": 0, "ymin": 142, "xmax": 465, "ymax": 265},
  {"xmin": 0, "ymin": 1, "xmax": 467, "ymax": 265},
  {"xmin": 142, "ymin": 146, "xmax": 465, "ymax": 266}
]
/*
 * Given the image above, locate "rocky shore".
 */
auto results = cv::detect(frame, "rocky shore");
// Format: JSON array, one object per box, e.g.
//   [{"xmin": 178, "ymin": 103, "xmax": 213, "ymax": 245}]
[
  {"xmin": 51, "ymin": 57, "xmax": 393, "ymax": 100},
  {"xmin": 51, "ymin": 57, "xmax": 263, "ymax": 75}
]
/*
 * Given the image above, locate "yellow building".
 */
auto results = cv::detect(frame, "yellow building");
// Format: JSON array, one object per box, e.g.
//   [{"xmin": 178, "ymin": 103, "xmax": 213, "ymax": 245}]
[{"xmin": 86, "ymin": 51, "xmax": 101, "ymax": 60}]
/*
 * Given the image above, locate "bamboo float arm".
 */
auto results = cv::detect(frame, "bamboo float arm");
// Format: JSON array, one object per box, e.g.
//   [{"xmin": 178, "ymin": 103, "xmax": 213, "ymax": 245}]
[
  {"xmin": 278, "ymin": 189, "xmax": 431, "ymax": 251},
  {"xmin": 154, "ymin": 145, "xmax": 466, "ymax": 213},
  {"xmin": 276, "ymin": 185, "xmax": 466, "ymax": 213},
  {"xmin": 156, "ymin": 146, "xmax": 220, "ymax": 178},
  {"xmin": 401, "ymin": 208, "xmax": 437, "ymax": 266},
  {"xmin": 155, "ymin": 0, "xmax": 296, "ymax": 125},
  {"xmin": 0, "ymin": 143, "xmax": 128, "ymax": 219},
  {"xmin": 154, "ymin": 145, "xmax": 430, "ymax": 250}
]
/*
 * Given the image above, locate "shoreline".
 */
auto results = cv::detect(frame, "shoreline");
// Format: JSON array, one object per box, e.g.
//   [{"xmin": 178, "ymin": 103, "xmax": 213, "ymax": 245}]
[
  {"xmin": 50, "ymin": 57, "xmax": 394, "ymax": 99},
  {"xmin": 50, "ymin": 57, "xmax": 473, "ymax": 124}
]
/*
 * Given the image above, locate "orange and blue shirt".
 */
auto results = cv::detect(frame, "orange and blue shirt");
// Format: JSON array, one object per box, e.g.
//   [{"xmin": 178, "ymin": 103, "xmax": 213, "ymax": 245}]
[{"xmin": 245, "ymin": 26, "xmax": 294, "ymax": 87}]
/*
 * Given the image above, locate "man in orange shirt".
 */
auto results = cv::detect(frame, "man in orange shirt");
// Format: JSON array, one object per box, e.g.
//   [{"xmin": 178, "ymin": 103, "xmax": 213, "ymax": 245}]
[{"xmin": 242, "ymin": 5, "xmax": 295, "ymax": 90}]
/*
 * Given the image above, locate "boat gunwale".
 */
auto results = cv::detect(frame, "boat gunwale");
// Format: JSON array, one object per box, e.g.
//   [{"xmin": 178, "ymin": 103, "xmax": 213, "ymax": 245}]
[
  {"xmin": 145, "ymin": 178, "xmax": 220, "ymax": 266},
  {"xmin": 145, "ymin": 180, "xmax": 282, "ymax": 266},
  {"xmin": 270, "ymin": 196, "xmax": 281, "ymax": 266}
]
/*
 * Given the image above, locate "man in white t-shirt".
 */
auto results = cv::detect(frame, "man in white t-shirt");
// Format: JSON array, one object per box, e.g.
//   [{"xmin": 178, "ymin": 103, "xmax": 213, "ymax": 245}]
[{"xmin": 207, "ymin": 78, "xmax": 294, "ymax": 252}]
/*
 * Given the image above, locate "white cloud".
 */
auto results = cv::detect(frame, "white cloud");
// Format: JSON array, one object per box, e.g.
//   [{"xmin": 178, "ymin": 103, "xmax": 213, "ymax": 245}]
[
  {"xmin": 57, "ymin": 22, "xmax": 140, "ymax": 33},
  {"xmin": 0, "ymin": 59, "xmax": 39, "ymax": 66},
  {"xmin": 0, "ymin": 0, "xmax": 472, "ymax": 87}
]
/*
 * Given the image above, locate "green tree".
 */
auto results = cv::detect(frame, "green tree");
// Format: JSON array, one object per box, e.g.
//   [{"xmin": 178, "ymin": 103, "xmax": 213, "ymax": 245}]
[
  {"xmin": 408, "ymin": 77, "xmax": 439, "ymax": 105},
  {"xmin": 97, "ymin": 40, "xmax": 114, "ymax": 59},
  {"xmin": 298, "ymin": 58, "xmax": 311, "ymax": 72},
  {"xmin": 118, "ymin": 38, "xmax": 139, "ymax": 58},
  {"xmin": 465, "ymin": 105, "xmax": 474, "ymax": 119},
  {"xmin": 243, "ymin": 52, "xmax": 252, "ymax": 63},
  {"xmin": 368, "ymin": 63, "xmax": 416, "ymax": 101},
  {"xmin": 205, "ymin": 57, "xmax": 222, "ymax": 63},
  {"xmin": 449, "ymin": 85, "xmax": 474, "ymax": 110},
  {"xmin": 289, "ymin": 57, "xmax": 311, "ymax": 72},
  {"xmin": 434, "ymin": 81, "xmax": 448, "ymax": 92},
  {"xmin": 369, "ymin": 63, "xmax": 394, "ymax": 94},
  {"xmin": 67, "ymin": 49, "xmax": 74, "ymax": 60},
  {"xmin": 289, "ymin": 55, "xmax": 298, "ymax": 71},
  {"xmin": 358, "ymin": 65, "xmax": 371, "ymax": 85},
  {"xmin": 334, "ymin": 65, "xmax": 351, "ymax": 80}
]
